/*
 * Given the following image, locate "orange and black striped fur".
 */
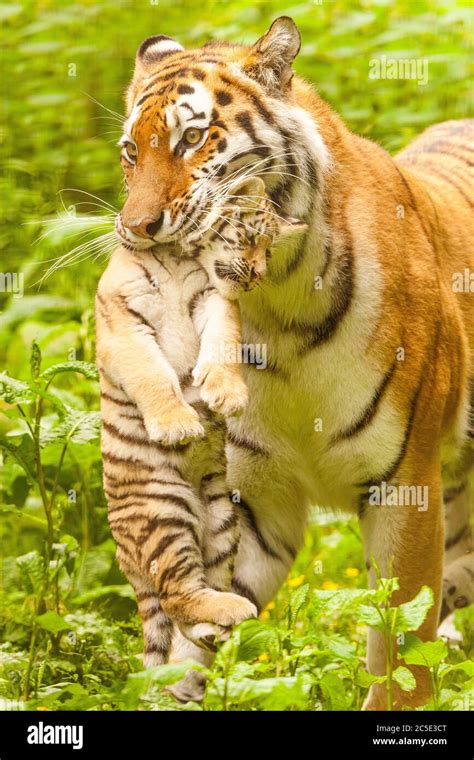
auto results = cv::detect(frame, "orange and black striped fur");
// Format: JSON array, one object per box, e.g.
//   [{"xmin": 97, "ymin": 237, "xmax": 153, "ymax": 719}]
[
  {"xmin": 96, "ymin": 186, "xmax": 303, "ymax": 661},
  {"xmin": 107, "ymin": 18, "xmax": 472, "ymax": 707}
]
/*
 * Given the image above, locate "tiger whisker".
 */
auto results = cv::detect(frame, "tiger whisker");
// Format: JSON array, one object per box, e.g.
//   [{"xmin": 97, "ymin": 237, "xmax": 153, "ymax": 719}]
[
  {"xmin": 58, "ymin": 188, "xmax": 119, "ymax": 214},
  {"xmin": 82, "ymin": 92, "xmax": 125, "ymax": 124}
]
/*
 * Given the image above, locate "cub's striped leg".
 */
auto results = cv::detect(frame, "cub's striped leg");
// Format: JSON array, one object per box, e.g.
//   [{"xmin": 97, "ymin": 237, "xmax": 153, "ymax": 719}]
[
  {"xmin": 441, "ymin": 473, "xmax": 473, "ymax": 620},
  {"xmin": 360, "ymin": 466, "xmax": 444, "ymax": 710},
  {"xmin": 165, "ymin": 471, "xmax": 241, "ymax": 702},
  {"xmin": 127, "ymin": 571, "xmax": 174, "ymax": 666},
  {"xmin": 107, "ymin": 467, "xmax": 255, "ymax": 632},
  {"xmin": 201, "ymin": 471, "xmax": 240, "ymax": 593},
  {"xmin": 177, "ymin": 470, "xmax": 241, "ymax": 651}
]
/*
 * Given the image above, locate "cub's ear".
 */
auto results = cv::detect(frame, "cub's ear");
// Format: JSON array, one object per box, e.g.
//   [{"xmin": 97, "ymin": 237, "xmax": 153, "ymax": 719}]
[
  {"xmin": 231, "ymin": 177, "xmax": 267, "ymax": 210},
  {"xmin": 135, "ymin": 34, "xmax": 184, "ymax": 76},
  {"xmin": 243, "ymin": 17, "xmax": 301, "ymax": 94}
]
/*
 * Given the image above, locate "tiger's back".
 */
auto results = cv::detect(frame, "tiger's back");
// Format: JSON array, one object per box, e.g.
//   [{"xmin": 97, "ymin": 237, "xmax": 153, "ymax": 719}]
[{"xmin": 396, "ymin": 119, "xmax": 474, "ymax": 362}]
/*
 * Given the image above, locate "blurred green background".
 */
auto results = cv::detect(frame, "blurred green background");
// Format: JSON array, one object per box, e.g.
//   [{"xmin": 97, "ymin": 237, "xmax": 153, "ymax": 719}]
[{"xmin": 0, "ymin": 0, "xmax": 472, "ymax": 711}]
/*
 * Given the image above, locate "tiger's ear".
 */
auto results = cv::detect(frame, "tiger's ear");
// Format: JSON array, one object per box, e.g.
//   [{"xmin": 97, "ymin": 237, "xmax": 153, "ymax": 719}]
[
  {"xmin": 127, "ymin": 35, "xmax": 184, "ymax": 112},
  {"xmin": 135, "ymin": 34, "xmax": 184, "ymax": 76},
  {"xmin": 244, "ymin": 17, "xmax": 301, "ymax": 94}
]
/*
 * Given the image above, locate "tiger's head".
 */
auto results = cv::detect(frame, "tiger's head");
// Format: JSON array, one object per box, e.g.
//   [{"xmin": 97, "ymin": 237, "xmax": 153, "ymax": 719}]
[{"xmin": 115, "ymin": 16, "xmax": 325, "ymax": 253}]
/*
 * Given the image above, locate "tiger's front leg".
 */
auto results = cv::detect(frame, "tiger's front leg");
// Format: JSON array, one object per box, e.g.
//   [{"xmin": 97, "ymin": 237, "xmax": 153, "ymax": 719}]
[{"xmin": 360, "ymin": 461, "xmax": 444, "ymax": 710}]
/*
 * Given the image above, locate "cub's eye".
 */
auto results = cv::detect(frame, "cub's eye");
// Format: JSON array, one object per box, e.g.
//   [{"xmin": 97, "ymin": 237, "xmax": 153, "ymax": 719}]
[
  {"xmin": 182, "ymin": 127, "xmax": 203, "ymax": 146},
  {"xmin": 123, "ymin": 141, "xmax": 138, "ymax": 164}
]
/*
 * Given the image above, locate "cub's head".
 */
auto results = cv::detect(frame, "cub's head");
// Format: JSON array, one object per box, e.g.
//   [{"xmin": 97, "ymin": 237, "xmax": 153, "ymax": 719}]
[
  {"xmin": 116, "ymin": 17, "xmax": 305, "ymax": 251},
  {"xmin": 195, "ymin": 176, "xmax": 307, "ymax": 299}
]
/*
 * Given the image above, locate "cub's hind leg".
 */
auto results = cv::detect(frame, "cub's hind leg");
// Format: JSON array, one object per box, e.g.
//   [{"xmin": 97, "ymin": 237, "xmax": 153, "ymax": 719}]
[
  {"xmin": 126, "ymin": 570, "xmax": 174, "ymax": 667},
  {"xmin": 201, "ymin": 470, "xmax": 240, "ymax": 593},
  {"xmin": 107, "ymin": 463, "xmax": 255, "ymax": 633},
  {"xmin": 176, "ymin": 468, "xmax": 241, "ymax": 652}
]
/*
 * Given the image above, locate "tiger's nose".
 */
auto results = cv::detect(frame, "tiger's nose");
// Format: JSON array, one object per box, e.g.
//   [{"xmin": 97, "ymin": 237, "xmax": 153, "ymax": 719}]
[{"xmin": 128, "ymin": 213, "xmax": 164, "ymax": 238}]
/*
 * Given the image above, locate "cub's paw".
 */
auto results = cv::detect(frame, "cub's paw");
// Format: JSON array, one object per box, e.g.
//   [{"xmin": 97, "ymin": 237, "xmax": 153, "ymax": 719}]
[
  {"xmin": 192, "ymin": 364, "xmax": 248, "ymax": 417},
  {"xmin": 193, "ymin": 589, "xmax": 257, "ymax": 628},
  {"xmin": 144, "ymin": 403, "xmax": 205, "ymax": 446},
  {"xmin": 178, "ymin": 621, "xmax": 228, "ymax": 653}
]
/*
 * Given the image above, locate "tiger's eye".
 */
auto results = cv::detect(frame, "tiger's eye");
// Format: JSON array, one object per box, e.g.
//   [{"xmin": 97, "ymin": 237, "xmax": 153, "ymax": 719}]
[
  {"xmin": 124, "ymin": 142, "xmax": 138, "ymax": 162},
  {"xmin": 182, "ymin": 127, "xmax": 203, "ymax": 146}
]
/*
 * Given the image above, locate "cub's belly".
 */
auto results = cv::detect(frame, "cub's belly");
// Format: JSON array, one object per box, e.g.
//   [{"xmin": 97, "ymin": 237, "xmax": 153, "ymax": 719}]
[{"xmin": 158, "ymin": 312, "xmax": 200, "ymax": 379}]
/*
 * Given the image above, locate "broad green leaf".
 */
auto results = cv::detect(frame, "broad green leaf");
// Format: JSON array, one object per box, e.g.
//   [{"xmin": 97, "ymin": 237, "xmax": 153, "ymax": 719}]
[
  {"xmin": 212, "ymin": 675, "xmax": 307, "ymax": 707},
  {"xmin": 36, "ymin": 611, "xmax": 71, "ymax": 634},
  {"xmin": 72, "ymin": 584, "xmax": 135, "ymax": 605},
  {"xmin": 321, "ymin": 633, "xmax": 357, "ymax": 664},
  {"xmin": 355, "ymin": 670, "xmax": 387, "ymax": 688},
  {"xmin": 357, "ymin": 603, "xmax": 385, "ymax": 630},
  {"xmin": 320, "ymin": 672, "xmax": 351, "ymax": 710},
  {"xmin": 40, "ymin": 410, "xmax": 101, "ymax": 446},
  {"xmin": 398, "ymin": 633, "xmax": 447, "ymax": 668},
  {"xmin": 0, "ymin": 374, "xmax": 34, "ymax": 405},
  {"xmin": 0, "ymin": 373, "xmax": 67, "ymax": 414},
  {"xmin": 122, "ymin": 661, "xmax": 206, "ymax": 708},
  {"xmin": 16, "ymin": 550, "xmax": 45, "ymax": 594},
  {"xmin": 392, "ymin": 666, "xmax": 416, "ymax": 692},
  {"xmin": 0, "ymin": 433, "xmax": 36, "ymax": 482},
  {"xmin": 438, "ymin": 661, "xmax": 474, "ymax": 682},
  {"xmin": 236, "ymin": 619, "xmax": 278, "ymax": 662},
  {"xmin": 258, "ymin": 677, "xmax": 310, "ymax": 711},
  {"xmin": 395, "ymin": 586, "xmax": 434, "ymax": 633}
]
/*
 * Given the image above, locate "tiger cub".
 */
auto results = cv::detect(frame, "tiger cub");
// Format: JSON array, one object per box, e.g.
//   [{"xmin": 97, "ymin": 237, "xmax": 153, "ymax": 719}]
[{"xmin": 96, "ymin": 181, "xmax": 279, "ymax": 660}]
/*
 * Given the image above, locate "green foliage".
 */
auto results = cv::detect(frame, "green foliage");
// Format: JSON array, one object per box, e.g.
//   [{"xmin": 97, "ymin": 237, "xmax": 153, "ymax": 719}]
[{"xmin": 1, "ymin": 0, "xmax": 472, "ymax": 712}]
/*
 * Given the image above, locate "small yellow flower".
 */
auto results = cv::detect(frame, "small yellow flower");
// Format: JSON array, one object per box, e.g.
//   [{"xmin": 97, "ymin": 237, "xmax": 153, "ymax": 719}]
[
  {"xmin": 322, "ymin": 580, "xmax": 339, "ymax": 590},
  {"xmin": 258, "ymin": 652, "xmax": 270, "ymax": 663},
  {"xmin": 288, "ymin": 574, "xmax": 305, "ymax": 588},
  {"xmin": 265, "ymin": 601, "xmax": 276, "ymax": 611},
  {"xmin": 36, "ymin": 706, "xmax": 50, "ymax": 711},
  {"xmin": 345, "ymin": 567, "xmax": 359, "ymax": 578},
  {"xmin": 260, "ymin": 610, "xmax": 270, "ymax": 621}
]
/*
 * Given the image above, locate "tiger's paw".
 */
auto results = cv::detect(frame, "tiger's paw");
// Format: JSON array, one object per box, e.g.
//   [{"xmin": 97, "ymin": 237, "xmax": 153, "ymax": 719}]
[
  {"xmin": 144, "ymin": 403, "xmax": 205, "ymax": 446},
  {"xmin": 192, "ymin": 363, "xmax": 248, "ymax": 417}
]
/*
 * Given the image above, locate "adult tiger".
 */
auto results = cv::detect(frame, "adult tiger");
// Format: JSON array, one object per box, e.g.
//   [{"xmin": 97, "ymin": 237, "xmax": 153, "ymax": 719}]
[{"xmin": 112, "ymin": 17, "xmax": 473, "ymax": 709}]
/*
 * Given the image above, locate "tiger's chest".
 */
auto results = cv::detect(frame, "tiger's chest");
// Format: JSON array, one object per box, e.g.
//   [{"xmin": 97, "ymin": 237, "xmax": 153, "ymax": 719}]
[{"xmin": 234, "ymin": 264, "xmax": 406, "ymax": 511}]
